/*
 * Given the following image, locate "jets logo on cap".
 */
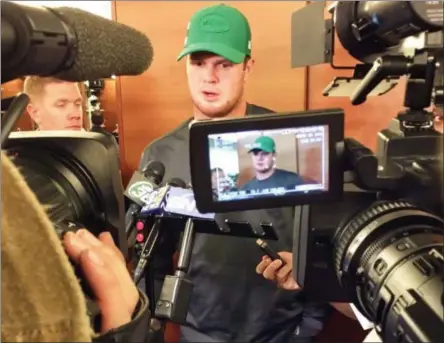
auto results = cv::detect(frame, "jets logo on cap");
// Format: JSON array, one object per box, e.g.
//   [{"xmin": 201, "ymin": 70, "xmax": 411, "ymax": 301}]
[{"xmin": 199, "ymin": 14, "xmax": 230, "ymax": 33}]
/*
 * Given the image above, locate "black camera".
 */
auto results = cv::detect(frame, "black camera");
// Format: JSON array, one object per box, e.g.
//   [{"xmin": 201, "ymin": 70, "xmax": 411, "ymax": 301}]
[
  {"xmin": 191, "ymin": 1, "xmax": 443, "ymax": 342},
  {"xmin": 1, "ymin": 129, "xmax": 126, "ymax": 323},
  {"xmin": 2, "ymin": 131, "xmax": 127, "ymax": 257}
]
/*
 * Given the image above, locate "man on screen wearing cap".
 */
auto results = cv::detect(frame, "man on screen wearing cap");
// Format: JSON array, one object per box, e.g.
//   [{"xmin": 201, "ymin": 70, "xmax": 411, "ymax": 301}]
[
  {"xmin": 242, "ymin": 136, "xmax": 305, "ymax": 192},
  {"xmin": 139, "ymin": 4, "xmax": 326, "ymax": 343}
]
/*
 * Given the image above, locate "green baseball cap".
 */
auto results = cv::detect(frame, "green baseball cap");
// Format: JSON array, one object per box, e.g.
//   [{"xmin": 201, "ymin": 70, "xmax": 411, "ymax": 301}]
[
  {"xmin": 177, "ymin": 4, "xmax": 251, "ymax": 64},
  {"xmin": 248, "ymin": 136, "xmax": 276, "ymax": 154}
]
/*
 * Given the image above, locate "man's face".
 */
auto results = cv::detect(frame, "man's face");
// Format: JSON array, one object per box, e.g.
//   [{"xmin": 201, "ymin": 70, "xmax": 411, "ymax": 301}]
[
  {"xmin": 212, "ymin": 170, "xmax": 229, "ymax": 192},
  {"xmin": 28, "ymin": 82, "xmax": 83, "ymax": 131},
  {"xmin": 252, "ymin": 150, "xmax": 275, "ymax": 173},
  {"xmin": 186, "ymin": 53, "xmax": 253, "ymax": 118}
]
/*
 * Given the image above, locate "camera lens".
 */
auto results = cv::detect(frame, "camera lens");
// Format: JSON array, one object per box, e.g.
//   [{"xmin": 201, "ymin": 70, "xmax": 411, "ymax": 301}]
[
  {"xmin": 9, "ymin": 146, "xmax": 101, "ymax": 227},
  {"xmin": 333, "ymin": 201, "xmax": 444, "ymax": 328}
]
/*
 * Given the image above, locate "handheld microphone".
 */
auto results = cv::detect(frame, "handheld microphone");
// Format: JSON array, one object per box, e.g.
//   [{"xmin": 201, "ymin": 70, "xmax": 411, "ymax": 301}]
[
  {"xmin": 125, "ymin": 161, "xmax": 165, "ymax": 237},
  {"xmin": 138, "ymin": 184, "xmax": 214, "ymax": 324},
  {"xmin": 164, "ymin": 187, "xmax": 215, "ymax": 220},
  {"xmin": 139, "ymin": 186, "xmax": 215, "ymax": 220},
  {"xmin": 1, "ymin": 1, "xmax": 153, "ymax": 83},
  {"xmin": 133, "ymin": 177, "xmax": 189, "ymax": 284},
  {"xmin": 125, "ymin": 161, "xmax": 165, "ymax": 207}
]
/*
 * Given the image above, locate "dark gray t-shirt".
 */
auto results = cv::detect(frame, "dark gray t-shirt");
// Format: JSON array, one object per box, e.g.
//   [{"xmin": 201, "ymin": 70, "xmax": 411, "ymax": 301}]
[
  {"xmin": 139, "ymin": 104, "xmax": 326, "ymax": 343},
  {"xmin": 242, "ymin": 169, "xmax": 305, "ymax": 192}
]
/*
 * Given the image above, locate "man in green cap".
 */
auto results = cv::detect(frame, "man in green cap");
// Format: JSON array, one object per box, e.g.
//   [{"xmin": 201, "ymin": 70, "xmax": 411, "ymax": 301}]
[
  {"xmin": 242, "ymin": 136, "xmax": 305, "ymax": 191},
  {"xmin": 177, "ymin": 3, "xmax": 257, "ymax": 120},
  {"xmin": 139, "ymin": 4, "xmax": 326, "ymax": 343}
]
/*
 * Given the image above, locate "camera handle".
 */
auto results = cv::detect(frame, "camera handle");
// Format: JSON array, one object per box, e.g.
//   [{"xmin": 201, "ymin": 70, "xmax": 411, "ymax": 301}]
[
  {"xmin": 351, "ymin": 52, "xmax": 438, "ymax": 133},
  {"xmin": 399, "ymin": 52, "xmax": 437, "ymax": 133},
  {"xmin": 350, "ymin": 55, "xmax": 410, "ymax": 106},
  {"xmin": 133, "ymin": 215, "xmax": 278, "ymax": 324},
  {"xmin": 154, "ymin": 217, "xmax": 195, "ymax": 324},
  {"xmin": 1, "ymin": 93, "xmax": 29, "ymax": 145}
]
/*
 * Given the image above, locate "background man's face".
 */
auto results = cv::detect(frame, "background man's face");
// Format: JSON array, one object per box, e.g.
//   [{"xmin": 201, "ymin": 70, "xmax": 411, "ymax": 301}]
[
  {"xmin": 186, "ymin": 53, "xmax": 252, "ymax": 118},
  {"xmin": 252, "ymin": 150, "xmax": 274, "ymax": 173},
  {"xmin": 212, "ymin": 170, "xmax": 229, "ymax": 192},
  {"xmin": 30, "ymin": 82, "xmax": 83, "ymax": 131}
]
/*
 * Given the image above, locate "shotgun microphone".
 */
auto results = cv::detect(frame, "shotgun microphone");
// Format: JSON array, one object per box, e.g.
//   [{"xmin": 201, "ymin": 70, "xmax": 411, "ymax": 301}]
[{"xmin": 1, "ymin": 1, "xmax": 153, "ymax": 83}]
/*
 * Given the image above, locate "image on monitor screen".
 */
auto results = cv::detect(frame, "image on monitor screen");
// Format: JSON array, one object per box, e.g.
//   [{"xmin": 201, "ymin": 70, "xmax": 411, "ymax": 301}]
[{"xmin": 208, "ymin": 125, "xmax": 330, "ymax": 202}]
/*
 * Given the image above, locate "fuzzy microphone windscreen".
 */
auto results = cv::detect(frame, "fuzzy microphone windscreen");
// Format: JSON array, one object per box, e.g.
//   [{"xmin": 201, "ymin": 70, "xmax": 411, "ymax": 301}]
[{"xmin": 52, "ymin": 7, "xmax": 154, "ymax": 81}]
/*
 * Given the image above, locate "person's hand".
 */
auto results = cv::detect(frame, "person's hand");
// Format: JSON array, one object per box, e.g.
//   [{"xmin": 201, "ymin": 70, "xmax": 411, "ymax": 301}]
[
  {"xmin": 433, "ymin": 105, "xmax": 443, "ymax": 133},
  {"xmin": 256, "ymin": 251, "xmax": 300, "ymax": 291},
  {"xmin": 63, "ymin": 229, "xmax": 139, "ymax": 333}
]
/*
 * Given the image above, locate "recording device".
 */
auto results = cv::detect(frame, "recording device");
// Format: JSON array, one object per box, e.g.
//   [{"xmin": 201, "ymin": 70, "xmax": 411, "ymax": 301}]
[
  {"xmin": 2, "ymin": 131, "xmax": 126, "ymax": 253},
  {"xmin": 133, "ymin": 181, "xmax": 280, "ymax": 324},
  {"xmin": 2, "ymin": 131, "xmax": 126, "ymax": 323},
  {"xmin": 256, "ymin": 239, "xmax": 284, "ymax": 263},
  {"xmin": 125, "ymin": 162, "xmax": 165, "ymax": 208},
  {"xmin": 124, "ymin": 161, "xmax": 165, "ymax": 249},
  {"xmin": 1, "ymin": 0, "xmax": 153, "ymax": 83},
  {"xmin": 86, "ymin": 80, "xmax": 106, "ymax": 127},
  {"xmin": 88, "ymin": 79, "xmax": 106, "ymax": 97},
  {"xmin": 190, "ymin": 109, "xmax": 344, "ymax": 213},
  {"xmin": 190, "ymin": 1, "xmax": 443, "ymax": 342},
  {"xmin": 291, "ymin": 1, "xmax": 444, "ymax": 104},
  {"xmin": 1, "ymin": 0, "xmax": 152, "ymax": 330}
]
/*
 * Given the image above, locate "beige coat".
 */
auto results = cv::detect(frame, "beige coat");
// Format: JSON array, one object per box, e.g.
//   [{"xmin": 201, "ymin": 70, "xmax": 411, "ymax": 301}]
[{"xmin": 1, "ymin": 151, "xmax": 92, "ymax": 342}]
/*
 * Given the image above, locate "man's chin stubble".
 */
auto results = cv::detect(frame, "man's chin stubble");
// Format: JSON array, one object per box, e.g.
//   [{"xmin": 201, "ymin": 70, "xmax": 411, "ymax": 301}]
[{"xmin": 193, "ymin": 98, "xmax": 241, "ymax": 119}]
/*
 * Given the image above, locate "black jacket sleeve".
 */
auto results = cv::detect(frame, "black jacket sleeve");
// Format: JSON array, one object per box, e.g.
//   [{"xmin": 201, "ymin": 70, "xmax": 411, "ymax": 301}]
[{"xmin": 93, "ymin": 289, "xmax": 152, "ymax": 343}]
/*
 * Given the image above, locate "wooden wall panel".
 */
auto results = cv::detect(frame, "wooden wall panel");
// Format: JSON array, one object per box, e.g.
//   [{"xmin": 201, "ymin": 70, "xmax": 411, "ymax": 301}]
[{"xmin": 114, "ymin": 1, "xmax": 308, "ymax": 183}]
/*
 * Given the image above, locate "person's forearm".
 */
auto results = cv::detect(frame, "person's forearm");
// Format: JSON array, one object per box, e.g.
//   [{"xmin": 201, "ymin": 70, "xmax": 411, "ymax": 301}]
[
  {"xmin": 93, "ymin": 289, "xmax": 151, "ymax": 343},
  {"xmin": 330, "ymin": 302, "xmax": 357, "ymax": 320}
]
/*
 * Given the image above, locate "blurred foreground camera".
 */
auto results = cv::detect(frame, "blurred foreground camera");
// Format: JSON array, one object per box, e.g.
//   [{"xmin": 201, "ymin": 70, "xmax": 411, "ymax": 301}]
[
  {"xmin": 1, "ymin": 130, "xmax": 126, "ymax": 325},
  {"xmin": 3, "ymin": 131, "xmax": 127, "ymax": 256}
]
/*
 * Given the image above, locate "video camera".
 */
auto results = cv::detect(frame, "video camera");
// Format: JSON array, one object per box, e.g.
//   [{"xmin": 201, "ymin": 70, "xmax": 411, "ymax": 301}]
[
  {"xmin": 0, "ymin": 0, "xmax": 137, "ymax": 324},
  {"xmin": 2, "ymin": 131, "xmax": 126, "ymax": 253},
  {"xmin": 190, "ymin": 1, "xmax": 444, "ymax": 342},
  {"xmin": 1, "ymin": 1, "xmax": 127, "ymax": 257}
]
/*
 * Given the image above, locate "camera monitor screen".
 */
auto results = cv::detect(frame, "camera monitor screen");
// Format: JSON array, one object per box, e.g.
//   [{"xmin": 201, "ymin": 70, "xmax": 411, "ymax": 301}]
[
  {"xmin": 210, "ymin": 125, "xmax": 329, "ymax": 201},
  {"xmin": 190, "ymin": 109, "xmax": 344, "ymax": 213}
]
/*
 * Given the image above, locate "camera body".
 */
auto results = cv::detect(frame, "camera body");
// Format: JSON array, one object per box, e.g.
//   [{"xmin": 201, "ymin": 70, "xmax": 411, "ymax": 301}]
[
  {"xmin": 294, "ymin": 120, "xmax": 443, "ymax": 303},
  {"xmin": 190, "ymin": 107, "xmax": 444, "ymax": 342},
  {"xmin": 3, "ymin": 131, "xmax": 127, "ymax": 257}
]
